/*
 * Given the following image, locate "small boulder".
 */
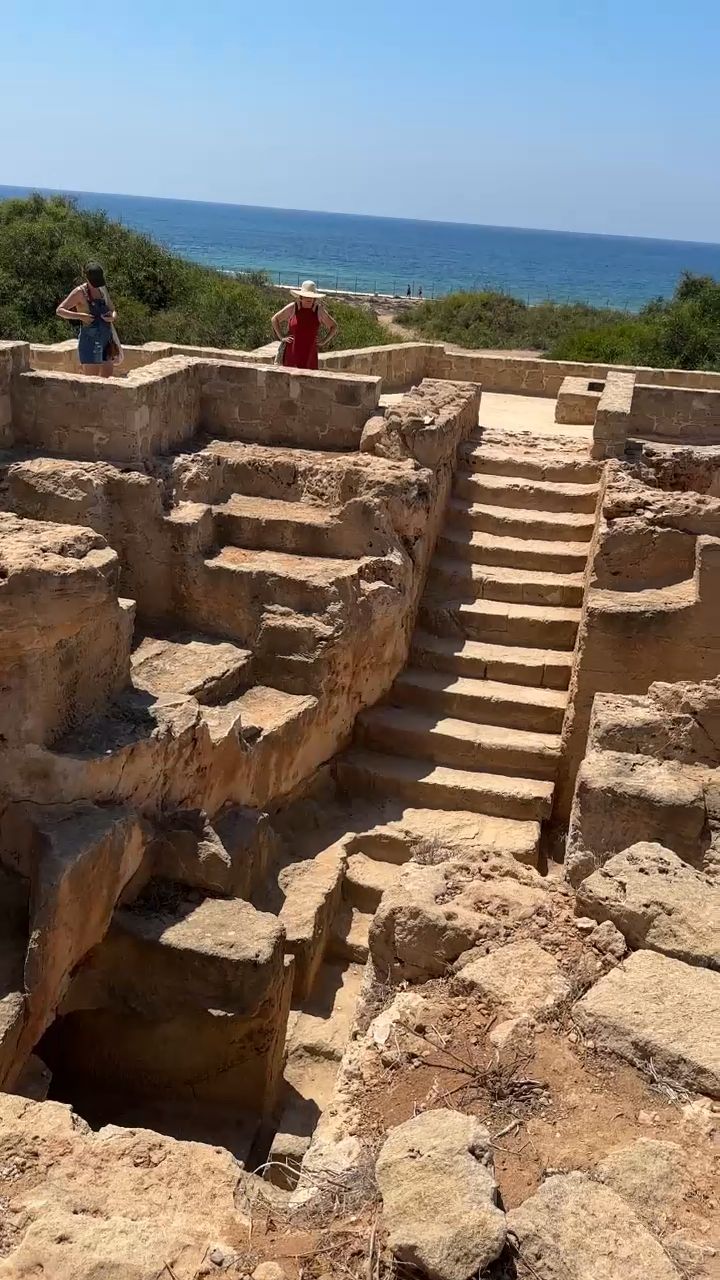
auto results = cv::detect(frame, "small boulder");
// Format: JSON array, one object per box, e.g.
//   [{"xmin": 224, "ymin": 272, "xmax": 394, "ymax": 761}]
[
  {"xmin": 589, "ymin": 919, "xmax": 626, "ymax": 961},
  {"xmin": 454, "ymin": 940, "xmax": 570, "ymax": 1017},
  {"xmin": 370, "ymin": 992, "xmax": 431, "ymax": 1045},
  {"xmin": 376, "ymin": 1109, "xmax": 506, "ymax": 1280},
  {"xmin": 576, "ymin": 843, "xmax": 720, "ymax": 970},
  {"xmin": 574, "ymin": 950, "xmax": 720, "ymax": 1096},
  {"xmin": 489, "ymin": 1015, "xmax": 536, "ymax": 1068},
  {"xmin": 507, "ymin": 1171, "xmax": 682, "ymax": 1279}
]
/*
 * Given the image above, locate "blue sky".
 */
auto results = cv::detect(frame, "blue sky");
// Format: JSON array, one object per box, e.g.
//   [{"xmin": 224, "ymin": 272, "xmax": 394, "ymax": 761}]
[{"xmin": 1, "ymin": 0, "xmax": 718, "ymax": 241}]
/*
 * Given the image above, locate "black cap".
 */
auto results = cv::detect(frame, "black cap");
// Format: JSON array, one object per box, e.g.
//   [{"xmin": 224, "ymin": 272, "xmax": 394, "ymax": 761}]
[{"xmin": 85, "ymin": 262, "xmax": 106, "ymax": 288}]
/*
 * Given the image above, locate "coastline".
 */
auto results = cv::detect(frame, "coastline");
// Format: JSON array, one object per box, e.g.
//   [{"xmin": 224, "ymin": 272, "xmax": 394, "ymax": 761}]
[{"xmin": 4, "ymin": 184, "xmax": 720, "ymax": 308}]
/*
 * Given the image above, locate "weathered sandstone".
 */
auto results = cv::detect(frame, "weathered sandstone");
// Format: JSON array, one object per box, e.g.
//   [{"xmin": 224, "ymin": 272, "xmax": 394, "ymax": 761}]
[
  {"xmin": 576, "ymin": 842, "xmax": 720, "ymax": 969},
  {"xmin": 375, "ymin": 1109, "xmax": 506, "ymax": 1279},
  {"xmin": 2, "ymin": 338, "xmax": 720, "ymax": 1275}
]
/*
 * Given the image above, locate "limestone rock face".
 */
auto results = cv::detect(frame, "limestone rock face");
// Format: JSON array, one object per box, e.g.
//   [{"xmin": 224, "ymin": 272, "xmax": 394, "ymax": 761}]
[
  {"xmin": 375, "ymin": 1109, "xmax": 506, "ymax": 1280},
  {"xmin": 361, "ymin": 379, "xmax": 480, "ymax": 468},
  {"xmin": 576, "ymin": 842, "xmax": 720, "ymax": 969},
  {"xmin": 507, "ymin": 1172, "xmax": 681, "ymax": 1280},
  {"xmin": 0, "ymin": 1094, "xmax": 246, "ymax": 1279},
  {"xmin": 574, "ymin": 950, "xmax": 720, "ymax": 1096},
  {"xmin": 566, "ymin": 749, "xmax": 709, "ymax": 886},
  {"xmin": 369, "ymin": 851, "xmax": 548, "ymax": 981},
  {"xmin": 0, "ymin": 512, "xmax": 119, "ymax": 657},
  {"xmin": 66, "ymin": 892, "xmax": 285, "ymax": 1020},
  {"xmin": 566, "ymin": 679, "xmax": 720, "ymax": 886},
  {"xmin": 0, "ymin": 802, "xmax": 147, "ymax": 1087},
  {"xmin": 454, "ymin": 939, "xmax": 570, "ymax": 1018},
  {"xmin": 0, "ymin": 513, "xmax": 133, "ymax": 747}
]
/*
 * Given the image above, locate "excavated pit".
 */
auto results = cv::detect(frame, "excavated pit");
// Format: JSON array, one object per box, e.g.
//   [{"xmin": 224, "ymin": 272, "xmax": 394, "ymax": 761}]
[{"xmin": 1, "ymin": 342, "xmax": 719, "ymax": 1278}]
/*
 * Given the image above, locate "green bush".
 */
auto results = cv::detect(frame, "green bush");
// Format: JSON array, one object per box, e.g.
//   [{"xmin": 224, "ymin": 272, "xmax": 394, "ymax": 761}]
[
  {"xmin": 399, "ymin": 274, "xmax": 720, "ymax": 371},
  {"xmin": 0, "ymin": 194, "xmax": 394, "ymax": 352},
  {"xmin": 547, "ymin": 320, "xmax": 662, "ymax": 365},
  {"xmin": 399, "ymin": 290, "xmax": 628, "ymax": 352}
]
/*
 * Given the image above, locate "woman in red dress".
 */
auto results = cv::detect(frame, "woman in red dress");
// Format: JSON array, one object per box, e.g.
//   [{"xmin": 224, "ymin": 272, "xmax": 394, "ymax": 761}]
[{"xmin": 271, "ymin": 280, "xmax": 337, "ymax": 369}]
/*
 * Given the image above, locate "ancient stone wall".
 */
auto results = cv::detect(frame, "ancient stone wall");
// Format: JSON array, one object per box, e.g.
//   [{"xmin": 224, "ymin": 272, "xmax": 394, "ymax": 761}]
[
  {"xmin": 29, "ymin": 339, "xmax": 174, "ymax": 374},
  {"xmin": 630, "ymin": 382, "xmax": 720, "ymax": 442},
  {"xmin": 430, "ymin": 350, "xmax": 720, "ymax": 397},
  {"xmin": 554, "ymin": 453, "xmax": 720, "ymax": 824},
  {"xmin": 12, "ymin": 357, "xmax": 203, "ymax": 462},
  {"xmin": 10, "ymin": 355, "xmax": 381, "ymax": 460},
  {"xmin": 320, "ymin": 342, "xmax": 435, "ymax": 391},
  {"xmin": 198, "ymin": 360, "xmax": 380, "ymax": 449}
]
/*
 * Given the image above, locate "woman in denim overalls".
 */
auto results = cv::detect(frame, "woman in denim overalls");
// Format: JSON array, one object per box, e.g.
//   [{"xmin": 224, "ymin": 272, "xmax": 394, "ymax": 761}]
[{"xmin": 56, "ymin": 263, "xmax": 118, "ymax": 377}]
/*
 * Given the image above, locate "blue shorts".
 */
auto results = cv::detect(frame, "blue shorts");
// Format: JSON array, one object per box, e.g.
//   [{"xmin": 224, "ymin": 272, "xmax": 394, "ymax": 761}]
[{"xmin": 78, "ymin": 323, "xmax": 112, "ymax": 364}]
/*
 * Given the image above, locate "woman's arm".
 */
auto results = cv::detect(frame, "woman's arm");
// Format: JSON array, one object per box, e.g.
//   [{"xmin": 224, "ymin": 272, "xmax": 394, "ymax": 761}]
[
  {"xmin": 318, "ymin": 306, "xmax": 338, "ymax": 348},
  {"xmin": 56, "ymin": 285, "xmax": 92, "ymax": 323},
  {"xmin": 271, "ymin": 302, "xmax": 294, "ymax": 340}
]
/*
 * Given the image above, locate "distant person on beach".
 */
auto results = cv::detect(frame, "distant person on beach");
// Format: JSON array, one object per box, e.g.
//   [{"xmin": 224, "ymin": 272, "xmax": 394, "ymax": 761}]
[
  {"xmin": 406, "ymin": 285, "xmax": 411, "ymax": 297},
  {"xmin": 56, "ymin": 263, "xmax": 122, "ymax": 377},
  {"xmin": 271, "ymin": 280, "xmax": 337, "ymax": 369},
  {"xmin": 418, "ymin": 285, "xmax": 423, "ymax": 299}
]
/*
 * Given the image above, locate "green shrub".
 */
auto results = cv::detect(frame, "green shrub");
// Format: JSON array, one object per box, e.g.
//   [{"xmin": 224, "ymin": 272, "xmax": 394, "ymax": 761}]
[
  {"xmin": 400, "ymin": 274, "xmax": 720, "ymax": 371},
  {"xmin": 547, "ymin": 320, "xmax": 662, "ymax": 365},
  {"xmin": 398, "ymin": 290, "xmax": 628, "ymax": 351},
  {"xmin": 0, "ymin": 194, "xmax": 393, "ymax": 352}
]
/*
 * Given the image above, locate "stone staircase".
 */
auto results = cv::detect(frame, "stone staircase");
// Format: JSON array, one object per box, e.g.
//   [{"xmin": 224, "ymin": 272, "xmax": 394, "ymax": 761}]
[
  {"xmin": 181, "ymin": 444, "xmax": 396, "ymax": 687},
  {"xmin": 260, "ymin": 825, "xmax": 409, "ymax": 1185},
  {"xmin": 338, "ymin": 430, "xmax": 602, "ymax": 864}
]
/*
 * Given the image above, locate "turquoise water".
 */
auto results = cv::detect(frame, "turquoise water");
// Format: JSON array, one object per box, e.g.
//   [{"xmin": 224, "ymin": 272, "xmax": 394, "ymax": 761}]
[{"xmin": 4, "ymin": 184, "xmax": 720, "ymax": 309}]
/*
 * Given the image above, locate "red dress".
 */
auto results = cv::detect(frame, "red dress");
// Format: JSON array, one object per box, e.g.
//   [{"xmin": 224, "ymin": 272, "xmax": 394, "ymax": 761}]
[{"xmin": 283, "ymin": 303, "xmax": 320, "ymax": 369}]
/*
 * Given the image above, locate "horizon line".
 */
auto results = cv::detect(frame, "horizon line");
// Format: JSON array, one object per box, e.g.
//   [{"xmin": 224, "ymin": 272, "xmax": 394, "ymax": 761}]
[{"xmin": 1, "ymin": 182, "xmax": 719, "ymax": 252}]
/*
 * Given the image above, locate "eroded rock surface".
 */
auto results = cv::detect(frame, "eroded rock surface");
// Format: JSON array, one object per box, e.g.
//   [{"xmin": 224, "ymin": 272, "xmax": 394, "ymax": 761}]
[
  {"xmin": 507, "ymin": 1171, "xmax": 682, "ymax": 1280},
  {"xmin": 577, "ymin": 842, "xmax": 720, "ymax": 969},
  {"xmin": 0, "ymin": 1094, "xmax": 247, "ymax": 1279},
  {"xmin": 375, "ymin": 1108, "xmax": 506, "ymax": 1280},
  {"xmin": 454, "ymin": 938, "xmax": 571, "ymax": 1017},
  {"xmin": 370, "ymin": 851, "xmax": 549, "ymax": 981},
  {"xmin": 574, "ymin": 949, "xmax": 720, "ymax": 1096}
]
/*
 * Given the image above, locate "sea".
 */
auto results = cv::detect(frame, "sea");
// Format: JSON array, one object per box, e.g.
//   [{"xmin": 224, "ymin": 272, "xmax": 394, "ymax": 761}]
[{"xmin": 3, "ymin": 184, "xmax": 720, "ymax": 310}]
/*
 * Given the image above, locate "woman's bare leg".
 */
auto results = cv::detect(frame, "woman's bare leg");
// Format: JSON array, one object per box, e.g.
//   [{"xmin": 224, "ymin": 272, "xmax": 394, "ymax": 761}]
[
  {"xmin": 80, "ymin": 364, "xmax": 98, "ymax": 376},
  {"xmin": 99, "ymin": 360, "xmax": 114, "ymax": 378}
]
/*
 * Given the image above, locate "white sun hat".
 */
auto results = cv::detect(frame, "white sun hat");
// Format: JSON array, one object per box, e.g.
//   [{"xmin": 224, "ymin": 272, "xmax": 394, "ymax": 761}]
[{"xmin": 291, "ymin": 279, "xmax": 325, "ymax": 299}]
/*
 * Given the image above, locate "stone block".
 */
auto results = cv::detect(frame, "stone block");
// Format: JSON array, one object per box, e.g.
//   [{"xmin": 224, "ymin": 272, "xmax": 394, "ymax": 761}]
[
  {"xmin": 454, "ymin": 939, "xmax": 570, "ymax": 1016},
  {"xmin": 508, "ymin": 1172, "xmax": 681, "ymax": 1280},
  {"xmin": 376, "ymin": 1109, "xmax": 506, "ymax": 1279},
  {"xmin": 574, "ymin": 950, "xmax": 720, "ymax": 1096},
  {"xmin": 278, "ymin": 842, "xmax": 347, "ymax": 998},
  {"xmin": 576, "ymin": 842, "xmax": 720, "ymax": 969}
]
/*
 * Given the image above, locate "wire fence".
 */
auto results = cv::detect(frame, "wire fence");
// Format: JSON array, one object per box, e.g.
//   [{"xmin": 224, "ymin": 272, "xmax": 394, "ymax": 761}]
[
  {"xmin": 230, "ymin": 267, "xmax": 437, "ymax": 299},
  {"xmin": 227, "ymin": 266, "xmax": 643, "ymax": 311}
]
